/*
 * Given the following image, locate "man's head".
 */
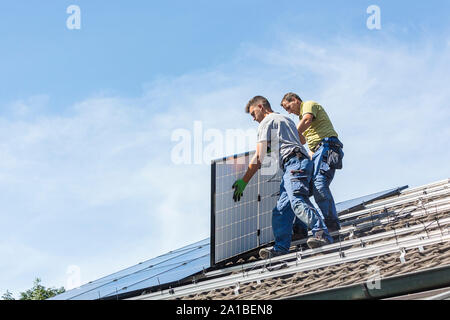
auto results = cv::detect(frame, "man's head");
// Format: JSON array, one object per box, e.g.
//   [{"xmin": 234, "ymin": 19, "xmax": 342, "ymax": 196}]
[
  {"xmin": 245, "ymin": 96, "xmax": 273, "ymax": 123},
  {"xmin": 280, "ymin": 92, "xmax": 302, "ymax": 116}
]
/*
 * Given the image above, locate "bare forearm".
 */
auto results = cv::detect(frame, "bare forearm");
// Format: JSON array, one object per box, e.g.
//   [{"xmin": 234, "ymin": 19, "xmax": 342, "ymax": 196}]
[
  {"xmin": 298, "ymin": 132, "xmax": 306, "ymax": 145},
  {"xmin": 298, "ymin": 117, "xmax": 312, "ymax": 134},
  {"xmin": 242, "ymin": 146, "xmax": 264, "ymax": 183},
  {"xmin": 242, "ymin": 162, "xmax": 259, "ymax": 184}
]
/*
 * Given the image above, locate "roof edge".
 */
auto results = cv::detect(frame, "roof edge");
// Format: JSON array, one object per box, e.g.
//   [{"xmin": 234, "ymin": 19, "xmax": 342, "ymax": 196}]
[{"xmin": 282, "ymin": 263, "xmax": 450, "ymax": 300}]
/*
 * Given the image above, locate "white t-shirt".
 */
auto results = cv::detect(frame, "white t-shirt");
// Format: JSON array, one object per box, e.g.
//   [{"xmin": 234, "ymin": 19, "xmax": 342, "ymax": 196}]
[{"xmin": 257, "ymin": 113, "xmax": 309, "ymax": 167}]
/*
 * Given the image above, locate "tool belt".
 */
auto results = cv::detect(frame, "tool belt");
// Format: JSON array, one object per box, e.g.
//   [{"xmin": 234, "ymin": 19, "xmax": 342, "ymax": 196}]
[
  {"xmin": 315, "ymin": 137, "xmax": 344, "ymax": 170},
  {"xmin": 312, "ymin": 136, "xmax": 343, "ymax": 152}
]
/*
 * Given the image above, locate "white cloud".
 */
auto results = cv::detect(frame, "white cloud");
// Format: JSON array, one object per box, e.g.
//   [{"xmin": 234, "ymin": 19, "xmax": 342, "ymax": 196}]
[
  {"xmin": 256, "ymin": 36, "xmax": 450, "ymax": 198},
  {"xmin": 1, "ymin": 33, "xmax": 450, "ymax": 296},
  {"xmin": 4, "ymin": 94, "xmax": 50, "ymax": 118}
]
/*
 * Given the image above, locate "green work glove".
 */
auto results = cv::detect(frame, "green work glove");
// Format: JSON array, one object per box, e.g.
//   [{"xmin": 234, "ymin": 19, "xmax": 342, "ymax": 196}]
[{"xmin": 232, "ymin": 179, "xmax": 247, "ymax": 202}]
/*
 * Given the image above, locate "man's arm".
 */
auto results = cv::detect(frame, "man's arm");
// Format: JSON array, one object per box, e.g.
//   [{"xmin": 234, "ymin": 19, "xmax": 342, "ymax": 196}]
[
  {"xmin": 232, "ymin": 141, "xmax": 267, "ymax": 202},
  {"xmin": 297, "ymin": 113, "xmax": 314, "ymax": 136},
  {"xmin": 298, "ymin": 131, "xmax": 307, "ymax": 145},
  {"xmin": 242, "ymin": 141, "xmax": 267, "ymax": 183},
  {"xmin": 297, "ymin": 113, "xmax": 313, "ymax": 147}
]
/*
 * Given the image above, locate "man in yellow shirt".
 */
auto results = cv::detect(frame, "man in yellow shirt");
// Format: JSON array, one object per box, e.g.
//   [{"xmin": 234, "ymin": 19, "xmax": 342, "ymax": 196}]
[{"xmin": 281, "ymin": 93, "xmax": 344, "ymax": 232}]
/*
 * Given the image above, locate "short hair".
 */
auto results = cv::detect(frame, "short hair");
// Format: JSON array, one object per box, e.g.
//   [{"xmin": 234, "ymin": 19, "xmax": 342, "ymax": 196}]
[
  {"xmin": 280, "ymin": 92, "xmax": 302, "ymax": 106},
  {"xmin": 245, "ymin": 96, "xmax": 273, "ymax": 113}
]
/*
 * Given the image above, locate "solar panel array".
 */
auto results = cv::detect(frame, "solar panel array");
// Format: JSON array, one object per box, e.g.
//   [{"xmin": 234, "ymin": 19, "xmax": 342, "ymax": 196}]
[
  {"xmin": 211, "ymin": 152, "xmax": 283, "ymax": 265},
  {"xmin": 50, "ymin": 238, "xmax": 210, "ymax": 300}
]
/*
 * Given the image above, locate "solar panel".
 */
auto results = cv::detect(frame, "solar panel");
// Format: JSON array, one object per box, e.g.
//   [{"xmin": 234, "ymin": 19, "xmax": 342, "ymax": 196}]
[
  {"xmin": 259, "ymin": 164, "xmax": 283, "ymax": 245},
  {"xmin": 211, "ymin": 151, "xmax": 282, "ymax": 266},
  {"xmin": 50, "ymin": 238, "xmax": 210, "ymax": 300}
]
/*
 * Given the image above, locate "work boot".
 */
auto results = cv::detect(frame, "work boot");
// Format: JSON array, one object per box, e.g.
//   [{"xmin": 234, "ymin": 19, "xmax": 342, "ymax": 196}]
[
  {"xmin": 307, "ymin": 230, "xmax": 330, "ymax": 249},
  {"xmin": 292, "ymin": 224, "xmax": 308, "ymax": 241},
  {"xmin": 325, "ymin": 218, "xmax": 341, "ymax": 233},
  {"xmin": 259, "ymin": 248, "xmax": 286, "ymax": 260}
]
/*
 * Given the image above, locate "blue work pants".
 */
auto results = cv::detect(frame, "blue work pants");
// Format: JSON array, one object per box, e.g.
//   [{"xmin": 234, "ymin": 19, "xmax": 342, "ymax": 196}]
[
  {"xmin": 312, "ymin": 137, "xmax": 344, "ymax": 228},
  {"xmin": 271, "ymin": 155, "xmax": 332, "ymax": 253}
]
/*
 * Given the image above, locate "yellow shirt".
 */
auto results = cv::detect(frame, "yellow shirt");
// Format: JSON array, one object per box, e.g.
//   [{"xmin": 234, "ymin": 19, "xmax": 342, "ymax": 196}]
[{"xmin": 300, "ymin": 101, "xmax": 338, "ymax": 151}]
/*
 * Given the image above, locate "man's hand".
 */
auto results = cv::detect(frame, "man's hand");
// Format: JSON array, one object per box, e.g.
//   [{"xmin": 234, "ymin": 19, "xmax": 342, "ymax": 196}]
[{"xmin": 232, "ymin": 179, "xmax": 247, "ymax": 202}]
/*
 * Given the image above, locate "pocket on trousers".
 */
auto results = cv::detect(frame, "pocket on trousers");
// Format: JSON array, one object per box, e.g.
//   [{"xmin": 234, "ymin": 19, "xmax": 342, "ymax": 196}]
[{"xmin": 290, "ymin": 172, "xmax": 310, "ymax": 196}]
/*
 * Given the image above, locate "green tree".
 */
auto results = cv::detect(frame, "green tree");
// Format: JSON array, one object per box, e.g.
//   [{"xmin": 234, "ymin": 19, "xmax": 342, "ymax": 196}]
[
  {"xmin": 19, "ymin": 278, "xmax": 65, "ymax": 300},
  {"xmin": 1, "ymin": 278, "xmax": 65, "ymax": 300},
  {"xmin": 1, "ymin": 290, "xmax": 15, "ymax": 300}
]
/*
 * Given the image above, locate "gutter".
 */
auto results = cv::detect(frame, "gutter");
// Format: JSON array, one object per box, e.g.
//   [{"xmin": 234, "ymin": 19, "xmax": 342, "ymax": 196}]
[{"xmin": 282, "ymin": 264, "xmax": 450, "ymax": 300}]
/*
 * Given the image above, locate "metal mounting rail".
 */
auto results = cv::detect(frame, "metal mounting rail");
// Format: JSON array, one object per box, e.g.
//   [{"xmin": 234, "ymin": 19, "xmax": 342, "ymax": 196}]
[
  {"xmin": 132, "ymin": 218, "xmax": 450, "ymax": 300},
  {"xmin": 337, "ymin": 180, "xmax": 448, "ymax": 219},
  {"xmin": 365, "ymin": 183, "xmax": 448, "ymax": 209},
  {"xmin": 399, "ymin": 179, "xmax": 449, "ymax": 196},
  {"xmin": 336, "ymin": 203, "xmax": 448, "ymax": 238},
  {"xmin": 296, "ymin": 198, "xmax": 450, "ymax": 246},
  {"xmin": 339, "ymin": 198, "xmax": 450, "ymax": 231},
  {"xmin": 340, "ymin": 186, "xmax": 450, "ymax": 221}
]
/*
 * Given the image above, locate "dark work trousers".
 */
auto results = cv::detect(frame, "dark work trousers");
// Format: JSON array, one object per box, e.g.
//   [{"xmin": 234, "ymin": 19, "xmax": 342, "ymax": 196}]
[
  {"xmin": 272, "ymin": 155, "xmax": 332, "ymax": 253},
  {"xmin": 311, "ymin": 137, "xmax": 344, "ymax": 230}
]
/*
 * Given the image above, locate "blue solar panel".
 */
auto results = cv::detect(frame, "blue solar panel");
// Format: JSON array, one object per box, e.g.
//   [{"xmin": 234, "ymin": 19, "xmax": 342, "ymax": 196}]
[
  {"xmin": 336, "ymin": 186, "xmax": 408, "ymax": 215},
  {"xmin": 50, "ymin": 238, "xmax": 210, "ymax": 300},
  {"xmin": 103, "ymin": 254, "xmax": 210, "ymax": 298},
  {"xmin": 211, "ymin": 152, "xmax": 281, "ymax": 265}
]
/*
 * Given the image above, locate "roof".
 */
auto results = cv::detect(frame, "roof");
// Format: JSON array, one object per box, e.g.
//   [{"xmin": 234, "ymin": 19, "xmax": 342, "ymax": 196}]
[
  {"xmin": 51, "ymin": 178, "xmax": 450, "ymax": 300},
  {"xmin": 129, "ymin": 178, "xmax": 450, "ymax": 300}
]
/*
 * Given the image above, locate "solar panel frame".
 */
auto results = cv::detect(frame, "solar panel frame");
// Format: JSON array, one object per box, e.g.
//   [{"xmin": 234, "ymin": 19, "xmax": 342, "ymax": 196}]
[{"xmin": 211, "ymin": 151, "xmax": 282, "ymax": 266}]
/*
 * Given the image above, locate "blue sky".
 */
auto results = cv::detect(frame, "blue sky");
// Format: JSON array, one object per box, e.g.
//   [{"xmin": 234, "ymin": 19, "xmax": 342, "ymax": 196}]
[
  {"xmin": 1, "ymin": 1, "xmax": 450, "ymax": 297},
  {"xmin": 2, "ymin": 0, "xmax": 449, "ymax": 108}
]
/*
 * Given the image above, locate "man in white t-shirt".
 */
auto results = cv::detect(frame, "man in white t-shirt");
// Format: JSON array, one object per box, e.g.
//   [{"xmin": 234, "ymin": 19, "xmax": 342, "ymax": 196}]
[{"xmin": 232, "ymin": 96, "xmax": 332, "ymax": 259}]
